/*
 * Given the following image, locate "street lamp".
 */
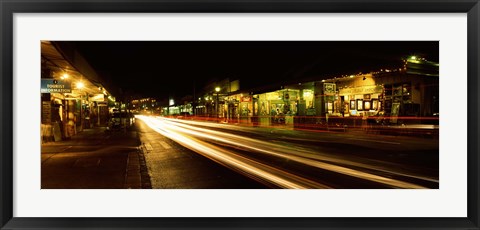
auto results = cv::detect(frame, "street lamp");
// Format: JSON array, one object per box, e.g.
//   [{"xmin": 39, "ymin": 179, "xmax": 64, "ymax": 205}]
[
  {"xmin": 76, "ymin": 81, "xmax": 84, "ymax": 89},
  {"xmin": 215, "ymin": 87, "xmax": 220, "ymax": 120},
  {"xmin": 75, "ymin": 81, "xmax": 87, "ymax": 130}
]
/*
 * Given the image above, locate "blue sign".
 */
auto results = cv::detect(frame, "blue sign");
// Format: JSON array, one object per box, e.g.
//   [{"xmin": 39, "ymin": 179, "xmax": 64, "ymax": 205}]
[{"xmin": 41, "ymin": 79, "xmax": 71, "ymax": 93}]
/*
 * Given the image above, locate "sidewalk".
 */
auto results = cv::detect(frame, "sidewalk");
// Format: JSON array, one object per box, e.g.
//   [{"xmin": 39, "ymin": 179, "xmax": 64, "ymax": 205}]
[
  {"xmin": 362, "ymin": 124, "xmax": 439, "ymax": 138},
  {"xmin": 235, "ymin": 119, "xmax": 439, "ymax": 139},
  {"xmin": 41, "ymin": 125, "xmax": 151, "ymax": 189}
]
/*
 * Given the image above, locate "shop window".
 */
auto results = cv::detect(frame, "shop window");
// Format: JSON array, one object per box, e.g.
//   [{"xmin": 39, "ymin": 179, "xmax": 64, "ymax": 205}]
[
  {"xmin": 325, "ymin": 102, "xmax": 334, "ymax": 114},
  {"xmin": 303, "ymin": 89, "xmax": 314, "ymax": 109},
  {"xmin": 402, "ymin": 83, "xmax": 411, "ymax": 95},
  {"xmin": 384, "ymin": 85, "xmax": 393, "ymax": 99},
  {"xmin": 402, "ymin": 83, "xmax": 412, "ymax": 103},
  {"xmin": 286, "ymin": 103, "xmax": 297, "ymax": 115},
  {"xmin": 393, "ymin": 84, "xmax": 403, "ymax": 96}
]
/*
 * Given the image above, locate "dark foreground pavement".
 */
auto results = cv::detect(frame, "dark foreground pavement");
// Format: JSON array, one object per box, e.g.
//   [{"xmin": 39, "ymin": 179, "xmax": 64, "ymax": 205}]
[
  {"xmin": 41, "ymin": 126, "xmax": 151, "ymax": 189},
  {"xmin": 41, "ymin": 118, "xmax": 439, "ymax": 189}
]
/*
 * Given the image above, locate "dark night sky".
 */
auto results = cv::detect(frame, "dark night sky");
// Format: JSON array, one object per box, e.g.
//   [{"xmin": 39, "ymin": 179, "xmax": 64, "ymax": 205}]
[{"xmin": 69, "ymin": 41, "xmax": 439, "ymax": 100}]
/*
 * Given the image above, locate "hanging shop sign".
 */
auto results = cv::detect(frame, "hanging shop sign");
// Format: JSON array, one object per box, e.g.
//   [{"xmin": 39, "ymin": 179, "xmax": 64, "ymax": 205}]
[
  {"xmin": 41, "ymin": 79, "xmax": 71, "ymax": 93},
  {"xmin": 90, "ymin": 94, "xmax": 105, "ymax": 102},
  {"xmin": 323, "ymin": 83, "xmax": 336, "ymax": 95}
]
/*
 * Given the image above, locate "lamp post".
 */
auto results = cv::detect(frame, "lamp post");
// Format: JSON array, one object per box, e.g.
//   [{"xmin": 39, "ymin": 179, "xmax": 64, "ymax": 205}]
[
  {"xmin": 76, "ymin": 81, "xmax": 85, "ymax": 131},
  {"xmin": 215, "ymin": 87, "xmax": 220, "ymax": 120}
]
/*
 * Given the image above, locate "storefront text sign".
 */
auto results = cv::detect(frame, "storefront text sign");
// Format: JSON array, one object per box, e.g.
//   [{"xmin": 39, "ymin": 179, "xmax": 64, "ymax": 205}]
[
  {"xmin": 41, "ymin": 79, "xmax": 72, "ymax": 93},
  {"xmin": 241, "ymin": 96, "xmax": 251, "ymax": 102},
  {"xmin": 339, "ymin": 85, "xmax": 382, "ymax": 95},
  {"xmin": 90, "ymin": 94, "xmax": 105, "ymax": 102},
  {"xmin": 323, "ymin": 83, "xmax": 336, "ymax": 95}
]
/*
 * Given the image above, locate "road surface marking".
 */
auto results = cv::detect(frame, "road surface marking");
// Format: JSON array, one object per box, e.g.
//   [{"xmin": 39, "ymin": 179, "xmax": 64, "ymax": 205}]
[
  {"xmin": 144, "ymin": 143, "xmax": 153, "ymax": 151},
  {"xmin": 159, "ymin": 141, "xmax": 172, "ymax": 149}
]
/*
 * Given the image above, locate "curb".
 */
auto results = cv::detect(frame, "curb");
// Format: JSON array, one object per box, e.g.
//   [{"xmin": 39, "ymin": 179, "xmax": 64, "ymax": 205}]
[
  {"xmin": 138, "ymin": 146, "xmax": 152, "ymax": 189},
  {"xmin": 124, "ymin": 147, "xmax": 152, "ymax": 189}
]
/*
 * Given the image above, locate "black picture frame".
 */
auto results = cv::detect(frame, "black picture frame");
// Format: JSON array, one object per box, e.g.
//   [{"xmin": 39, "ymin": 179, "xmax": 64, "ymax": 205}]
[
  {"xmin": 364, "ymin": 100, "xmax": 371, "ymax": 111},
  {"xmin": 372, "ymin": 99, "xmax": 378, "ymax": 111},
  {"xmin": 356, "ymin": 99, "xmax": 364, "ymax": 111},
  {"xmin": 350, "ymin": 100, "xmax": 356, "ymax": 110},
  {"xmin": 1, "ymin": 1, "xmax": 479, "ymax": 229}
]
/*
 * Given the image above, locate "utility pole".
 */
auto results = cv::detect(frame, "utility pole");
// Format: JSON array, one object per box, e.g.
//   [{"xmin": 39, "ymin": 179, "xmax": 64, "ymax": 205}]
[{"xmin": 193, "ymin": 80, "xmax": 196, "ymax": 116}]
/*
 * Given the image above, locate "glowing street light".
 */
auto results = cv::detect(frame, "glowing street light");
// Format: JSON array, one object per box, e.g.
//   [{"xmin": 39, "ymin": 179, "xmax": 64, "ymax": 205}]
[
  {"xmin": 76, "ymin": 81, "xmax": 84, "ymax": 89},
  {"xmin": 215, "ymin": 87, "xmax": 221, "ymax": 120}
]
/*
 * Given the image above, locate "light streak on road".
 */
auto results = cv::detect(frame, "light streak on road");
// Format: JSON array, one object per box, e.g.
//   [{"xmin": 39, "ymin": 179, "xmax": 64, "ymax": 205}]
[
  {"xmin": 136, "ymin": 115, "xmax": 433, "ymax": 189},
  {"xmin": 169, "ymin": 117, "xmax": 439, "ymax": 184},
  {"xmin": 138, "ymin": 115, "xmax": 328, "ymax": 188}
]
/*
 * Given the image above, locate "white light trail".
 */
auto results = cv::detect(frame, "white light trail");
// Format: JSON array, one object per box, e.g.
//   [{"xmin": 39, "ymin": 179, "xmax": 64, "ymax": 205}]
[
  {"xmin": 138, "ymin": 115, "xmax": 328, "ymax": 189},
  {"xmin": 137, "ymin": 115, "xmax": 433, "ymax": 189}
]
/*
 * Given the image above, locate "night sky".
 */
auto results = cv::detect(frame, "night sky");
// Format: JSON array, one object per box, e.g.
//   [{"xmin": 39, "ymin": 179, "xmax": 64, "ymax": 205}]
[{"xmin": 68, "ymin": 41, "xmax": 439, "ymax": 100}]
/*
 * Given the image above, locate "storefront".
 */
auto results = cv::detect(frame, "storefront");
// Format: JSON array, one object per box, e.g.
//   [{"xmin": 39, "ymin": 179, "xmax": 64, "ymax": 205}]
[
  {"xmin": 41, "ymin": 41, "xmax": 113, "ymax": 142},
  {"xmin": 255, "ymin": 88, "xmax": 300, "ymax": 126},
  {"xmin": 221, "ymin": 93, "xmax": 254, "ymax": 124},
  {"xmin": 323, "ymin": 70, "xmax": 438, "ymax": 126},
  {"xmin": 339, "ymin": 84, "xmax": 383, "ymax": 117}
]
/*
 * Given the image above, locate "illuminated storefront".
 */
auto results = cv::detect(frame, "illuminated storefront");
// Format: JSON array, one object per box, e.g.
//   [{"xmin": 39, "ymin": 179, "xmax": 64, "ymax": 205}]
[
  {"xmin": 221, "ymin": 93, "xmax": 253, "ymax": 124},
  {"xmin": 321, "ymin": 68, "xmax": 438, "ymax": 125},
  {"xmin": 334, "ymin": 74, "xmax": 384, "ymax": 117},
  {"xmin": 41, "ymin": 41, "xmax": 113, "ymax": 142},
  {"xmin": 180, "ymin": 57, "xmax": 438, "ymax": 128},
  {"xmin": 255, "ymin": 88, "xmax": 300, "ymax": 126}
]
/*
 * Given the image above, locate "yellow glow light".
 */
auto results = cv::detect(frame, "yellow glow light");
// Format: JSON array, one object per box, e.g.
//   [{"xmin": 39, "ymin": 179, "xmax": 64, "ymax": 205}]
[
  {"xmin": 215, "ymin": 87, "xmax": 221, "ymax": 92},
  {"xmin": 303, "ymin": 91, "xmax": 312, "ymax": 98},
  {"xmin": 76, "ymin": 82, "xmax": 84, "ymax": 89}
]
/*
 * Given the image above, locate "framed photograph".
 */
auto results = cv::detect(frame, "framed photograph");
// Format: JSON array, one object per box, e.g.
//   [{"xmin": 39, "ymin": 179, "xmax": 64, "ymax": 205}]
[
  {"xmin": 356, "ymin": 99, "xmax": 364, "ymax": 111},
  {"xmin": 363, "ymin": 100, "xmax": 371, "ymax": 111},
  {"xmin": 1, "ymin": 0, "xmax": 479, "ymax": 230},
  {"xmin": 349, "ymin": 100, "xmax": 356, "ymax": 110},
  {"xmin": 372, "ymin": 99, "xmax": 378, "ymax": 111}
]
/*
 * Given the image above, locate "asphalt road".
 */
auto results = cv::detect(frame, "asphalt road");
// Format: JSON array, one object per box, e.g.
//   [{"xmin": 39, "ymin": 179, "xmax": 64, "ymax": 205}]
[
  {"xmin": 136, "ymin": 115, "xmax": 439, "ymax": 189},
  {"xmin": 136, "ymin": 119, "xmax": 266, "ymax": 189}
]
